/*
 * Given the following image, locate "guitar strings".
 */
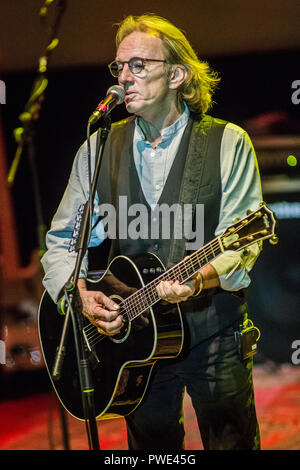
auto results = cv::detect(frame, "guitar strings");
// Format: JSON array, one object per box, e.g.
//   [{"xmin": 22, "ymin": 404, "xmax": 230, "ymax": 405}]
[
  {"xmin": 83, "ymin": 235, "xmax": 226, "ymax": 343},
  {"xmin": 87, "ymin": 236, "xmax": 220, "ymax": 321},
  {"xmin": 84, "ymin": 214, "xmax": 262, "ymax": 346},
  {"xmin": 84, "ymin": 240, "xmax": 260, "ymax": 348},
  {"xmin": 83, "ymin": 236, "xmax": 223, "ymax": 345},
  {"xmin": 83, "ymin": 245, "xmax": 220, "ymax": 345}
]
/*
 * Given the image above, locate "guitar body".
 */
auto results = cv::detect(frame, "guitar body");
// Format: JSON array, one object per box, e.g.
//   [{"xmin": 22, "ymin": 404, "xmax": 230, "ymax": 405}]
[
  {"xmin": 38, "ymin": 252, "xmax": 183, "ymax": 421},
  {"xmin": 39, "ymin": 203, "xmax": 277, "ymax": 421}
]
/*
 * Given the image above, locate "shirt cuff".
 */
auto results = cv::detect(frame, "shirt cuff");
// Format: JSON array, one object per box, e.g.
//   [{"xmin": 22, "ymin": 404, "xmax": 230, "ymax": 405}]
[
  {"xmin": 42, "ymin": 255, "xmax": 88, "ymax": 303},
  {"xmin": 210, "ymin": 242, "xmax": 261, "ymax": 291}
]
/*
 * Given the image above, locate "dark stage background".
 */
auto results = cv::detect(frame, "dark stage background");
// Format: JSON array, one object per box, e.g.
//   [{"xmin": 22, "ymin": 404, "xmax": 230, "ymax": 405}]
[{"xmin": 2, "ymin": 51, "xmax": 299, "ymax": 264}]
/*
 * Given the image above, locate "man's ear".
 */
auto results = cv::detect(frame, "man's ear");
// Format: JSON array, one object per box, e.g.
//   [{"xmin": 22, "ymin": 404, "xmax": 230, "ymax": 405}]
[{"xmin": 168, "ymin": 65, "xmax": 187, "ymax": 90}]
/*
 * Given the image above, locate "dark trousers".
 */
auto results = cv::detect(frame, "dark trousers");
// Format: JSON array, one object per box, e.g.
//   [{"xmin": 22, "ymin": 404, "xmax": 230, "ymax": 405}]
[{"xmin": 125, "ymin": 323, "xmax": 260, "ymax": 450}]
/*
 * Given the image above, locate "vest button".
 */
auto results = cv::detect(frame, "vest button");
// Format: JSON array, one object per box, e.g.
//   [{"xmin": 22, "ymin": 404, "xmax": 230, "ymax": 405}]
[{"xmin": 153, "ymin": 243, "xmax": 159, "ymax": 250}]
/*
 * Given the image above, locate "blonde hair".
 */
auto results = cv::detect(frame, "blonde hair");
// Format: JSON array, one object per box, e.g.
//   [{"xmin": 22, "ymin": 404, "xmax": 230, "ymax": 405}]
[{"xmin": 115, "ymin": 14, "xmax": 220, "ymax": 114}]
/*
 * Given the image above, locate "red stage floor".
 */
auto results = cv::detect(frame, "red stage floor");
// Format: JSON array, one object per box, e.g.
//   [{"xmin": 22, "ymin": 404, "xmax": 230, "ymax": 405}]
[{"xmin": 0, "ymin": 364, "xmax": 300, "ymax": 451}]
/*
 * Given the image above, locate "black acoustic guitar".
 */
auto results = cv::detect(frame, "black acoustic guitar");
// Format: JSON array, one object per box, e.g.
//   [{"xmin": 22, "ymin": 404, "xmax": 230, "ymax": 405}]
[{"xmin": 38, "ymin": 203, "xmax": 277, "ymax": 421}]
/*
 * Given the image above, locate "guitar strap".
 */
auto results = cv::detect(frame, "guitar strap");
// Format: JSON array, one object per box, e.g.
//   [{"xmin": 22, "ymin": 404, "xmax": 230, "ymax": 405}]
[
  {"xmin": 167, "ymin": 114, "xmax": 227, "ymax": 268},
  {"xmin": 94, "ymin": 114, "xmax": 227, "ymax": 269}
]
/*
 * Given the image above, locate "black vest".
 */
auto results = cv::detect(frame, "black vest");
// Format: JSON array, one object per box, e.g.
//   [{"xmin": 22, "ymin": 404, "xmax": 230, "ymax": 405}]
[{"xmin": 96, "ymin": 114, "xmax": 246, "ymax": 346}]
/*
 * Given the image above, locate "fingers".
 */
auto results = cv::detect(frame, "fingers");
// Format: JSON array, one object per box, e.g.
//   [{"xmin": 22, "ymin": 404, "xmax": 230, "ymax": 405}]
[
  {"xmin": 93, "ymin": 313, "xmax": 124, "ymax": 335},
  {"xmin": 156, "ymin": 280, "xmax": 194, "ymax": 303},
  {"xmin": 95, "ymin": 291, "xmax": 119, "ymax": 311},
  {"xmin": 155, "ymin": 255, "xmax": 198, "ymax": 304}
]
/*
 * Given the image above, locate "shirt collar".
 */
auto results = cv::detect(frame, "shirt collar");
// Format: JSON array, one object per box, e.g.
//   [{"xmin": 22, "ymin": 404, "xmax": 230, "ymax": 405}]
[{"xmin": 135, "ymin": 102, "xmax": 190, "ymax": 143}]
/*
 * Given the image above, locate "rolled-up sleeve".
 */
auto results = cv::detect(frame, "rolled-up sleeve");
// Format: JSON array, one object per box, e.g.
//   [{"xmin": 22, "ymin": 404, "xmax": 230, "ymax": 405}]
[{"xmin": 210, "ymin": 123, "xmax": 263, "ymax": 291}]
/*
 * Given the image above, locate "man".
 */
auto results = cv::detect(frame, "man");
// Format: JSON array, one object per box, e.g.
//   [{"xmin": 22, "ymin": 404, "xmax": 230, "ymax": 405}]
[{"xmin": 42, "ymin": 14, "xmax": 262, "ymax": 449}]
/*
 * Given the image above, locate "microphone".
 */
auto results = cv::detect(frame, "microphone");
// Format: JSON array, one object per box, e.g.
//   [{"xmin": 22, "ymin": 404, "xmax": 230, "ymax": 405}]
[{"xmin": 88, "ymin": 85, "xmax": 125, "ymax": 125}]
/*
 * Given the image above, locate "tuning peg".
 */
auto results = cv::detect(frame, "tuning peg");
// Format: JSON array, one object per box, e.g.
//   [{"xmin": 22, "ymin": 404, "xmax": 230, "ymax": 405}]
[
  {"xmin": 246, "ymin": 209, "xmax": 254, "ymax": 215},
  {"xmin": 232, "ymin": 216, "xmax": 240, "ymax": 223},
  {"xmin": 269, "ymin": 235, "xmax": 279, "ymax": 245},
  {"xmin": 259, "ymin": 201, "xmax": 266, "ymax": 206}
]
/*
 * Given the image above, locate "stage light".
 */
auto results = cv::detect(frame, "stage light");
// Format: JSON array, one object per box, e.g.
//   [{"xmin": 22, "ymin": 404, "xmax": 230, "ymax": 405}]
[{"xmin": 287, "ymin": 155, "xmax": 298, "ymax": 167}]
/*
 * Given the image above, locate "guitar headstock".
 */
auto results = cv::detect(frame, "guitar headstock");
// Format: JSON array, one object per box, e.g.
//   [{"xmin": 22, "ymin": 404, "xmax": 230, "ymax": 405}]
[{"xmin": 221, "ymin": 202, "xmax": 278, "ymax": 252}]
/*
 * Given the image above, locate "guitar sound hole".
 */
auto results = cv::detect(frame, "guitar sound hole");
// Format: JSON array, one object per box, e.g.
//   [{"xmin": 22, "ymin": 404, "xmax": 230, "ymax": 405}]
[{"xmin": 110, "ymin": 319, "xmax": 131, "ymax": 344}]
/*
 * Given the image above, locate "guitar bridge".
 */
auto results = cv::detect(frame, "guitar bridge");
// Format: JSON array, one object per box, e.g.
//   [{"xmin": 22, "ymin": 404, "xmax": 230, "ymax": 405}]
[
  {"xmin": 88, "ymin": 349, "xmax": 100, "ymax": 369},
  {"xmin": 83, "ymin": 326, "xmax": 100, "ymax": 367}
]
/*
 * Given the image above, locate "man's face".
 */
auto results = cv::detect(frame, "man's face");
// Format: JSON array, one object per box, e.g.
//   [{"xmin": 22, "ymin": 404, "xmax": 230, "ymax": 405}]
[{"xmin": 115, "ymin": 32, "xmax": 172, "ymax": 121}]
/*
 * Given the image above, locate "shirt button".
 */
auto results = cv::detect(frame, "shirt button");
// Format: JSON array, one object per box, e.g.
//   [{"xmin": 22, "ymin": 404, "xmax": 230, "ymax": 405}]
[
  {"xmin": 150, "ymin": 151, "xmax": 155, "ymax": 157},
  {"xmin": 155, "ymin": 184, "xmax": 160, "ymax": 190}
]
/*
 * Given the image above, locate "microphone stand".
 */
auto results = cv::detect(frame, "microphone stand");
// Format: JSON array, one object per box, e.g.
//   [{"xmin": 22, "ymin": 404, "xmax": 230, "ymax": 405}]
[
  {"xmin": 7, "ymin": 0, "xmax": 67, "ymax": 258},
  {"xmin": 6, "ymin": 0, "xmax": 71, "ymax": 450},
  {"xmin": 52, "ymin": 116, "xmax": 112, "ymax": 451}
]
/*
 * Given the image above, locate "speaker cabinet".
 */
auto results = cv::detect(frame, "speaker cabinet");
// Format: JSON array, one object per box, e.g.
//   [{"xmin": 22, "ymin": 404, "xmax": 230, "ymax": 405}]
[{"xmin": 247, "ymin": 177, "xmax": 300, "ymax": 364}]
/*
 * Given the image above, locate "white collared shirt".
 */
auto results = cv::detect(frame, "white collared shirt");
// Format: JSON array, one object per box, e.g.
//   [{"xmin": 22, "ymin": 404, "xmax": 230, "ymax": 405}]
[{"xmin": 42, "ymin": 108, "xmax": 262, "ymax": 301}]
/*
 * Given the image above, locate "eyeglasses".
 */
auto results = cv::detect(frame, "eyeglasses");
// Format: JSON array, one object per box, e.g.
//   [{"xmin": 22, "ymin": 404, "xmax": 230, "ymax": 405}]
[{"xmin": 108, "ymin": 57, "xmax": 168, "ymax": 78}]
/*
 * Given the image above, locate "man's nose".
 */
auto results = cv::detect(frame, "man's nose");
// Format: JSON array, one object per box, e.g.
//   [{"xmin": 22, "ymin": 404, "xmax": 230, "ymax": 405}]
[{"xmin": 118, "ymin": 63, "xmax": 134, "ymax": 85}]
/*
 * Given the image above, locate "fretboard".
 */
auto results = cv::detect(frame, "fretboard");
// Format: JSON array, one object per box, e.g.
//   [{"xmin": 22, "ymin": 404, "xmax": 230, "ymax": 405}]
[{"xmin": 122, "ymin": 235, "xmax": 224, "ymax": 321}]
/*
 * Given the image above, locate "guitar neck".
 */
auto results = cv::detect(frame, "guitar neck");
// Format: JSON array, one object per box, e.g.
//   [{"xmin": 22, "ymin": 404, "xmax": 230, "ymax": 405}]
[{"xmin": 123, "ymin": 236, "xmax": 223, "ymax": 321}]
